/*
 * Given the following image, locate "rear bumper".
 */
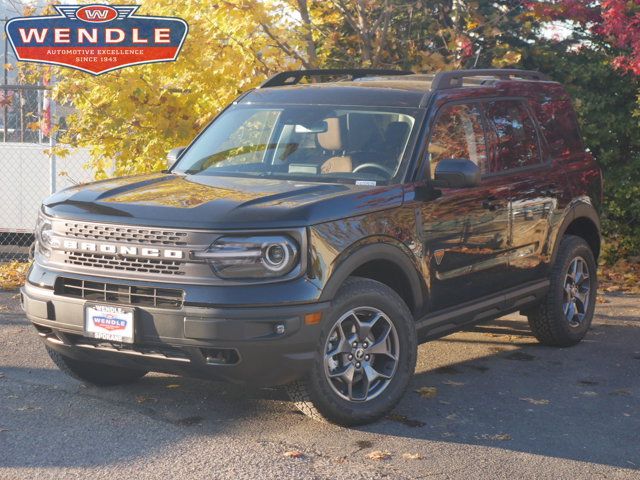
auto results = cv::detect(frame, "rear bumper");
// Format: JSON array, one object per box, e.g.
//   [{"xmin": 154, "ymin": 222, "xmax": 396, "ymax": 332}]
[{"xmin": 21, "ymin": 281, "xmax": 329, "ymax": 386}]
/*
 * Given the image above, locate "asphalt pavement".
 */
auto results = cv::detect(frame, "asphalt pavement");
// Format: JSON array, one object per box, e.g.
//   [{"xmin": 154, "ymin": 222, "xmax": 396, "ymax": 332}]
[{"xmin": 0, "ymin": 290, "xmax": 638, "ymax": 479}]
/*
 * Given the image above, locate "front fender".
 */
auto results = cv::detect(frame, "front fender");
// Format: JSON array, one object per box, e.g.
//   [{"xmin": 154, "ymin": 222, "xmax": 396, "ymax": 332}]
[{"xmin": 317, "ymin": 238, "xmax": 426, "ymax": 313}]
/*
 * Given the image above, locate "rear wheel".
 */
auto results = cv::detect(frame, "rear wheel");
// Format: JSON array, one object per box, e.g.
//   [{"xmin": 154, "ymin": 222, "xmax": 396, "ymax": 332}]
[
  {"xmin": 45, "ymin": 345, "xmax": 148, "ymax": 386},
  {"xmin": 526, "ymin": 235, "xmax": 597, "ymax": 347},
  {"xmin": 286, "ymin": 277, "xmax": 417, "ymax": 426}
]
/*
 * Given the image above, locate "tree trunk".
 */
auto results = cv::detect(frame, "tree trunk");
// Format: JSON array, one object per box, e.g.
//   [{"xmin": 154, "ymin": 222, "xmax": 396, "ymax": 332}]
[
  {"xmin": 296, "ymin": 0, "xmax": 319, "ymax": 68},
  {"xmin": 355, "ymin": 0, "xmax": 374, "ymax": 65}
]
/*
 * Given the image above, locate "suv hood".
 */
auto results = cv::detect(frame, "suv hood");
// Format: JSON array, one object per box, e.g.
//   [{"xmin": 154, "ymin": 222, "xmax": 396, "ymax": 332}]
[{"xmin": 43, "ymin": 173, "xmax": 404, "ymax": 229}]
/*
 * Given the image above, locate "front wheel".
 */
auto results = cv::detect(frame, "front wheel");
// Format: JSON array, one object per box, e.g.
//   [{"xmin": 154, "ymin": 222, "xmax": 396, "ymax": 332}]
[
  {"xmin": 286, "ymin": 277, "xmax": 417, "ymax": 426},
  {"xmin": 526, "ymin": 235, "xmax": 597, "ymax": 347}
]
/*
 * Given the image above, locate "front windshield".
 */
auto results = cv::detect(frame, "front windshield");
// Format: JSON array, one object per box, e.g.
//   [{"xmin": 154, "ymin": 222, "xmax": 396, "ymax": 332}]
[{"xmin": 174, "ymin": 105, "xmax": 419, "ymax": 184}]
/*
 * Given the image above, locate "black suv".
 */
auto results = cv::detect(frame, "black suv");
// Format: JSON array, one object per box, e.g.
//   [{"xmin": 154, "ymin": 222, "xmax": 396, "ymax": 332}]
[{"xmin": 22, "ymin": 69, "xmax": 602, "ymax": 425}]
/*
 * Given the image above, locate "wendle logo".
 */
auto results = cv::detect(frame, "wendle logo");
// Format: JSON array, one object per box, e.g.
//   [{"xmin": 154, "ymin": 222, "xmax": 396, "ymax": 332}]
[{"xmin": 5, "ymin": 4, "xmax": 188, "ymax": 75}]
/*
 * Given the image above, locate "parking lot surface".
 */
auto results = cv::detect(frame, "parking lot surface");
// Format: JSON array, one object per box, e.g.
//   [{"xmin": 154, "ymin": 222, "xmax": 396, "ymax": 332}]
[{"xmin": 0, "ymin": 291, "xmax": 638, "ymax": 479}]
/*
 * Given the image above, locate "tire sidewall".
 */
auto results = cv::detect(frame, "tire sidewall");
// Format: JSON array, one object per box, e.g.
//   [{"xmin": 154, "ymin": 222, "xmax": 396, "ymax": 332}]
[
  {"xmin": 550, "ymin": 238, "xmax": 598, "ymax": 341},
  {"xmin": 306, "ymin": 278, "xmax": 417, "ymax": 424}
]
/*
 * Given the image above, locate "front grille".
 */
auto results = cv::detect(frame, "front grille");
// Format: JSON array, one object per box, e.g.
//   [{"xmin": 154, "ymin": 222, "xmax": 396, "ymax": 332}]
[
  {"xmin": 56, "ymin": 277, "xmax": 184, "ymax": 309},
  {"xmin": 65, "ymin": 252, "xmax": 186, "ymax": 276},
  {"xmin": 63, "ymin": 222, "xmax": 189, "ymax": 246}
]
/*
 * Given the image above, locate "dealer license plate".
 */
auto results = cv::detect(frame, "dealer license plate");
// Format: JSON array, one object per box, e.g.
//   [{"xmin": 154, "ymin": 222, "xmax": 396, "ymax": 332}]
[{"xmin": 84, "ymin": 304, "xmax": 135, "ymax": 344}]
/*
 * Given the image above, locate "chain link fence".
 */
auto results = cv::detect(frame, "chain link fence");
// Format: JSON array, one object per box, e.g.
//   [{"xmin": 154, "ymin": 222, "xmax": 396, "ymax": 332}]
[{"xmin": 0, "ymin": 84, "xmax": 94, "ymax": 262}]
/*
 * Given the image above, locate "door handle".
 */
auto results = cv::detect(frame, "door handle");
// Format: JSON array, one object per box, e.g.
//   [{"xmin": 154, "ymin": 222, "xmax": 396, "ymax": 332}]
[{"xmin": 482, "ymin": 196, "xmax": 498, "ymax": 211}]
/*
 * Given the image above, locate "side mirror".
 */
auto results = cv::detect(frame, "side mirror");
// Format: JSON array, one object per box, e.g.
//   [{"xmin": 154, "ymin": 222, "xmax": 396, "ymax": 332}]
[
  {"xmin": 167, "ymin": 146, "xmax": 186, "ymax": 167},
  {"xmin": 433, "ymin": 158, "xmax": 480, "ymax": 188}
]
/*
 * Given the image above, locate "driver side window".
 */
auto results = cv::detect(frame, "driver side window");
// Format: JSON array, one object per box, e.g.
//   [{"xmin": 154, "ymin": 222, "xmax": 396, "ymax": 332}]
[{"xmin": 427, "ymin": 103, "xmax": 487, "ymax": 177}]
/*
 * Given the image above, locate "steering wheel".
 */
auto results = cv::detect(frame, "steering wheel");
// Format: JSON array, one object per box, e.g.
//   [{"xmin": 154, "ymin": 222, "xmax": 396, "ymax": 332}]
[{"xmin": 352, "ymin": 163, "xmax": 394, "ymax": 178}]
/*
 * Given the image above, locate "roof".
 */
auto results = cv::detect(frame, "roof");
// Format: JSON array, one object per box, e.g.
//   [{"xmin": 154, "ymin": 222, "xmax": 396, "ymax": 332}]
[{"xmin": 239, "ymin": 69, "xmax": 556, "ymax": 109}]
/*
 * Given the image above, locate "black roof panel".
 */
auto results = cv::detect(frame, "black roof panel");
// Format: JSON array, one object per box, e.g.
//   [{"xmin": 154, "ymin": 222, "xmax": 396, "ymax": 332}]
[{"xmin": 241, "ymin": 76, "xmax": 431, "ymax": 108}]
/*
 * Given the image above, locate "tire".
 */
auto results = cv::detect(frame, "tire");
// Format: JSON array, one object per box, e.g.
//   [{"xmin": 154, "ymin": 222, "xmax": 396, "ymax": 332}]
[
  {"xmin": 45, "ymin": 345, "xmax": 148, "ymax": 386},
  {"xmin": 526, "ymin": 235, "xmax": 597, "ymax": 347},
  {"xmin": 286, "ymin": 277, "xmax": 417, "ymax": 426}
]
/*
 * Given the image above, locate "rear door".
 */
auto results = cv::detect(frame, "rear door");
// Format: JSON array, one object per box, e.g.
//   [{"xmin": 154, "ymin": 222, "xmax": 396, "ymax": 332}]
[
  {"xmin": 482, "ymin": 99, "xmax": 557, "ymax": 286},
  {"xmin": 420, "ymin": 102, "xmax": 512, "ymax": 311}
]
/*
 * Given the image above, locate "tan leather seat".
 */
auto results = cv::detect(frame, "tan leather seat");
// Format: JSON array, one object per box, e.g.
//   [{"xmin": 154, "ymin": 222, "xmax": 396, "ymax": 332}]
[{"xmin": 318, "ymin": 117, "xmax": 352, "ymax": 174}]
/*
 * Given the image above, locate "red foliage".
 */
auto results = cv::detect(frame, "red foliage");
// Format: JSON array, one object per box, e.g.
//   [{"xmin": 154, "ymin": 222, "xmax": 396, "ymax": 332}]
[{"xmin": 528, "ymin": 0, "xmax": 640, "ymax": 75}]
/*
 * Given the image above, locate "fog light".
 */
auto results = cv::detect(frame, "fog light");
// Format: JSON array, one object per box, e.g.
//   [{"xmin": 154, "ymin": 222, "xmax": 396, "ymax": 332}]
[{"xmin": 274, "ymin": 323, "xmax": 286, "ymax": 335}]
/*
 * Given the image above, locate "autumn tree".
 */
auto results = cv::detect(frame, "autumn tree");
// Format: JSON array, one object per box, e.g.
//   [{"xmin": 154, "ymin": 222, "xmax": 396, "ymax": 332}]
[
  {"xmin": 21, "ymin": 0, "xmax": 297, "ymax": 177},
  {"xmin": 525, "ymin": 1, "xmax": 640, "ymax": 260}
]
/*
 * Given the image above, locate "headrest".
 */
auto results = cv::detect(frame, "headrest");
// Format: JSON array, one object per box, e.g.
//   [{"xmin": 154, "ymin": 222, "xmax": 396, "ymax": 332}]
[{"xmin": 317, "ymin": 117, "xmax": 343, "ymax": 151}]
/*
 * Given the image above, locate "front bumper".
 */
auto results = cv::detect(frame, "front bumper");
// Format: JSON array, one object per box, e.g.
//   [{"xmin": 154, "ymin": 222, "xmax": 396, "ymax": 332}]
[{"xmin": 21, "ymin": 280, "xmax": 329, "ymax": 387}]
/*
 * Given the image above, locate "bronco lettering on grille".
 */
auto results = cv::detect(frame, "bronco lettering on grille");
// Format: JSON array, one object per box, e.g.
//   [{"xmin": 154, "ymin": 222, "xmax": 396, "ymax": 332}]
[{"xmin": 54, "ymin": 238, "xmax": 184, "ymax": 259}]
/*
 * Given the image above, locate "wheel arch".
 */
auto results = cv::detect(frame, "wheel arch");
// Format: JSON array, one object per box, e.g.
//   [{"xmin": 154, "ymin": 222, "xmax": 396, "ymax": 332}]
[
  {"xmin": 319, "ymin": 240, "xmax": 426, "ymax": 318},
  {"xmin": 552, "ymin": 202, "xmax": 602, "ymax": 263}
]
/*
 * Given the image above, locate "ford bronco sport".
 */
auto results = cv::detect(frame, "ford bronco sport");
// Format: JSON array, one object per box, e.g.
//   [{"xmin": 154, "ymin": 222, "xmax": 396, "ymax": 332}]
[{"xmin": 22, "ymin": 68, "xmax": 602, "ymax": 425}]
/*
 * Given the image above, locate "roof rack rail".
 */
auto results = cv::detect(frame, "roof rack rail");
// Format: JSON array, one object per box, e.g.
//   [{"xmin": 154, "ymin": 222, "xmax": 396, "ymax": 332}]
[
  {"xmin": 259, "ymin": 69, "xmax": 414, "ymax": 88},
  {"xmin": 431, "ymin": 69, "xmax": 551, "ymax": 90}
]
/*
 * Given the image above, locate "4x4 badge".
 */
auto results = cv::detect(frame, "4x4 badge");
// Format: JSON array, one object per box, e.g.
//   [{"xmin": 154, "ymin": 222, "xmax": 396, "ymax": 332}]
[{"xmin": 434, "ymin": 249, "xmax": 445, "ymax": 265}]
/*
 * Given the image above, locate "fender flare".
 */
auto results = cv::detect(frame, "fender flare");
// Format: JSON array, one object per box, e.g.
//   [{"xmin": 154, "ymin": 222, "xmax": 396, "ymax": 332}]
[
  {"xmin": 550, "ymin": 201, "xmax": 601, "ymax": 264},
  {"xmin": 319, "ymin": 241, "xmax": 426, "ymax": 313}
]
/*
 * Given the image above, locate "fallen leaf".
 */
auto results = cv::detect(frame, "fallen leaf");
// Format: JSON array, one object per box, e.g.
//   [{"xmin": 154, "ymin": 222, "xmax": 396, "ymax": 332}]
[
  {"xmin": 415, "ymin": 386, "xmax": 438, "ymax": 398},
  {"xmin": 0, "ymin": 261, "xmax": 30, "ymax": 290},
  {"xmin": 165, "ymin": 384, "xmax": 181, "ymax": 389},
  {"xmin": 17, "ymin": 405, "xmax": 41, "ymax": 411},
  {"xmin": 442, "ymin": 380, "xmax": 464, "ymax": 387},
  {"xmin": 402, "ymin": 453, "xmax": 423, "ymax": 460},
  {"xmin": 478, "ymin": 433, "xmax": 511, "ymax": 441},
  {"xmin": 581, "ymin": 391, "xmax": 598, "ymax": 397},
  {"xmin": 283, "ymin": 450, "xmax": 304, "ymax": 459},
  {"xmin": 367, "ymin": 450, "xmax": 391, "ymax": 461},
  {"xmin": 610, "ymin": 389, "xmax": 631, "ymax": 397},
  {"xmin": 520, "ymin": 397, "xmax": 550, "ymax": 405},
  {"xmin": 135, "ymin": 395, "xmax": 158, "ymax": 404}
]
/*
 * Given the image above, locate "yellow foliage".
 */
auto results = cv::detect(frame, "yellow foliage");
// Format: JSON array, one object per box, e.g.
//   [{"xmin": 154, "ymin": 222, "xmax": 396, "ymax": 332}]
[
  {"xmin": 24, "ymin": 0, "xmax": 299, "ymax": 178},
  {"xmin": 0, "ymin": 262, "xmax": 30, "ymax": 290}
]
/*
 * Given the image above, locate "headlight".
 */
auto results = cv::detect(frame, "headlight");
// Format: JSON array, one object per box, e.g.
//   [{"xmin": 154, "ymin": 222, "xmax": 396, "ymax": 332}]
[
  {"xmin": 194, "ymin": 235, "xmax": 299, "ymax": 279},
  {"xmin": 35, "ymin": 212, "xmax": 53, "ymax": 258}
]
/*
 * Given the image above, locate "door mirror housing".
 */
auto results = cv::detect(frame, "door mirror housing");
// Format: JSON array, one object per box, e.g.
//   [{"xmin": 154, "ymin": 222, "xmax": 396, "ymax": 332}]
[
  {"xmin": 167, "ymin": 146, "xmax": 186, "ymax": 168},
  {"xmin": 433, "ymin": 158, "xmax": 480, "ymax": 188}
]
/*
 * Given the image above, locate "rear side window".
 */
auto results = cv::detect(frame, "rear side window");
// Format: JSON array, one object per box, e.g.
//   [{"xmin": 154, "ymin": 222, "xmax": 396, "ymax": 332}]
[
  {"xmin": 484, "ymin": 100, "xmax": 541, "ymax": 173},
  {"xmin": 427, "ymin": 103, "xmax": 487, "ymax": 177},
  {"xmin": 532, "ymin": 91, "xmax": 584, "ymax": 158}
]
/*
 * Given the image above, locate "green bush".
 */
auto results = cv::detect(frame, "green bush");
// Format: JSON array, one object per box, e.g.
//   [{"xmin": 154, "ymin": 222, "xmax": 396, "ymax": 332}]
[{"xmin": 524, "ymin": 45, "xmax": 640, "ymax": 262}]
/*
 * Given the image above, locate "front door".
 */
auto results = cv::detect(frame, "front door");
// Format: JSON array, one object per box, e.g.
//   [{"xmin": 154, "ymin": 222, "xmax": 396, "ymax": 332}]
[{"xmin": 420, "ymin": 102, "xmax": 512, "ymax": 311}]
